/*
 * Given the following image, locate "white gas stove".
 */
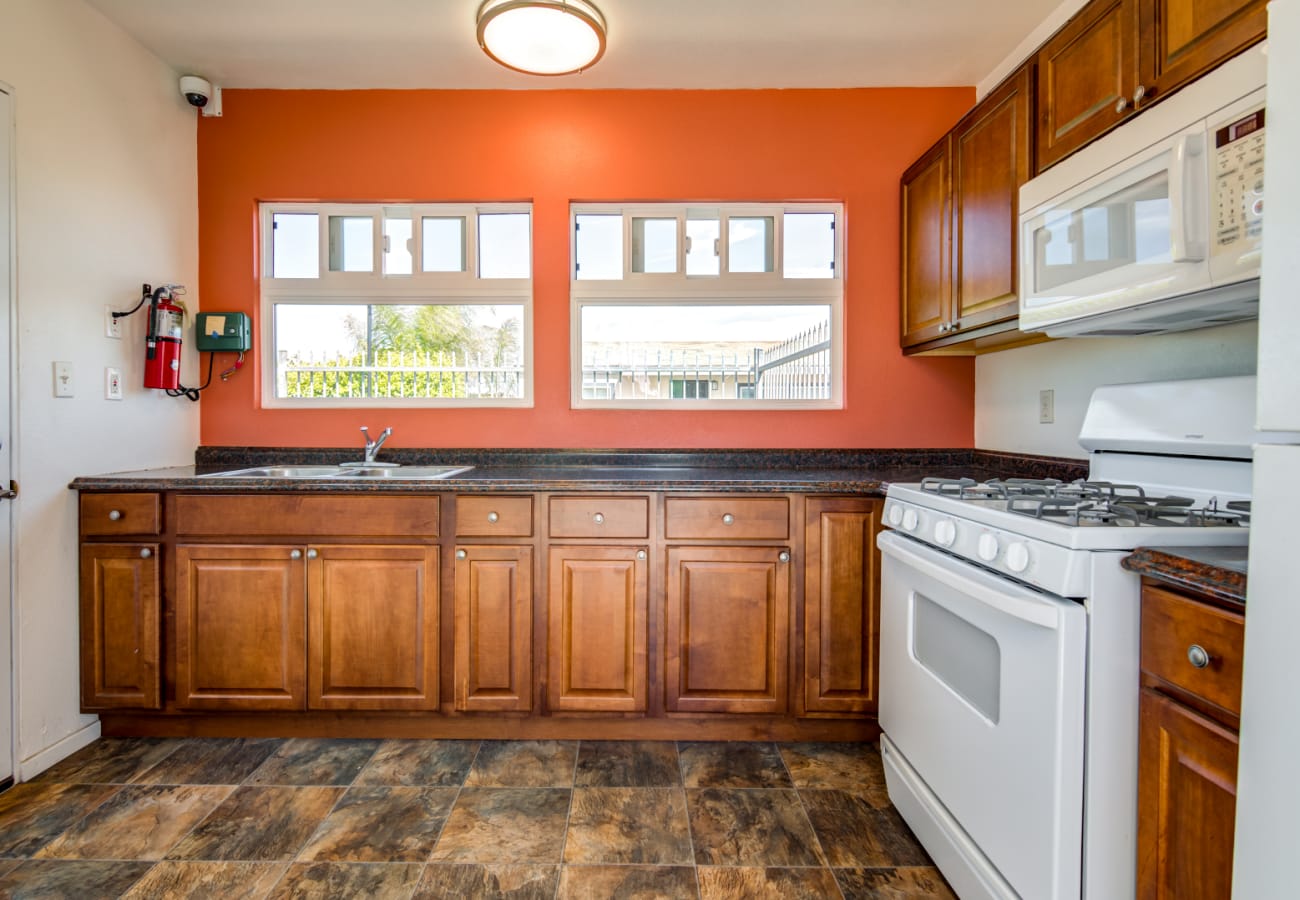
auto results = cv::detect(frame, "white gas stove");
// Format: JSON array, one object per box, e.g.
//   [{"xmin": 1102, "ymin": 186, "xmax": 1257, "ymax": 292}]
[{"xmin": 877, "ymin": 376, "xmax": 1294, "ymax": 900}]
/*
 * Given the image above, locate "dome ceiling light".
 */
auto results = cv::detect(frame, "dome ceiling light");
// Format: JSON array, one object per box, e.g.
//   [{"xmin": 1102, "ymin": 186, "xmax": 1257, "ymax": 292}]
[{"xmin": 476, "ymin": 0, "xmax": 608, "ymax": 76}]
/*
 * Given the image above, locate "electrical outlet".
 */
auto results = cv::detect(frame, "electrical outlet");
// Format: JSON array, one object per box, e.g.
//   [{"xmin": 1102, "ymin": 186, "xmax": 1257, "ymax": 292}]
[
  {"xmin": 53, "ymin": 361, "xmax": 74, "ymax": 398},
  {"xmin": 106, "ymin": 367, "xmax": 123, "ymax": 400},
  {"xmin": 1039, "ymin": 389, "xmax": 1055, "ymax": 424},
  {"xmin": 105, "ymin": 305, "xmax": 122, "ymax": 339}
]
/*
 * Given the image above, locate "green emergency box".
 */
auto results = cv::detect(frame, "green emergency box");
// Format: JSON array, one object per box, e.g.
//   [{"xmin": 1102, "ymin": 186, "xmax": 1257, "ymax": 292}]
[{"xmin": 194, "ymin": 312, "xmax": 252, "ymax": 352}]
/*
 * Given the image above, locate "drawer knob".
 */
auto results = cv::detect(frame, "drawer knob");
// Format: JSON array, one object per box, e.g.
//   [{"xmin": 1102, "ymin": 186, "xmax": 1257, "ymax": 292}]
[
  {"xmin": 487, "ymin": 511, "xmax": 499, "ymax": 523},
  {"xmin": 290, "ymin": 549, "xmax": 302, "ymax": 560},
  {"xmin": 456, "ymin": 549, "xmax": 467, "ymax": 560},
  {"xmin": 636, "ymin": 550, "xmax": 646, "ymax": 560},
  {"xmin": 307, "ymin": 548, "xmax": 318, "ymax": 560},
  {"xmin": 722, "ymin": 513, "xmax": 735, "ymax": 525},
  {"xmin": 593, "ymin": 513, "xmax": 605, "ymax": 524},
  {"xmin": 1115, "ymin": 96, "xmax": 1130, "ymax": 115},
  {"xmin": 1187, "ymin": 644, "xmax": 1211, "ymax": 669},
  {"xmin": 778, "ymin": 550, "xmax": 790, "ymax": 563},
  {"xmin": 139, "ymin": 548, "xmax": 152, "ymax": 559},
  {"xmin": 108, "ymin": 509, "xmax": 123, "ymax": 521}
]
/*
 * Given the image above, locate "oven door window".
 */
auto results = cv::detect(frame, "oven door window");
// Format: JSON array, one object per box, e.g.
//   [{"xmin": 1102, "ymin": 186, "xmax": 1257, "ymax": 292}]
[{"xmin": 913, "ymin": 592, "xmax": 1001, "ymax": 723}]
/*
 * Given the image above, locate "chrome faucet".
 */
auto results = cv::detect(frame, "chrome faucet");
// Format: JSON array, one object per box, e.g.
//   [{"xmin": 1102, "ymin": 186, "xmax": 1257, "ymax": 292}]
[{"xmin": 359, "ymin": 426, "xmax": 392, "ymax": 465}]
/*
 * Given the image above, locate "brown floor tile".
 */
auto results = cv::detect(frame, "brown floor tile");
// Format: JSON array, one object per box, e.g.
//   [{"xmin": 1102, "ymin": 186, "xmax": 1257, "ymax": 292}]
[
  {"xmin": 167, "ymin": 786, "xmax": 344, "ymax": 861},
  {"xmin": 33, "ymin": 738, "xmax": 180, "ymax": 785},
  {"xmin": 35, "ymin": 785, "xmax": 234, "ymax": 860},
  {"xmin": 801, "ymin": 790, "xmax": 931, "ymax": 867},
  {"xmin": 558, "ymin": 865, "xmax": 697, "ymax": 899},
  {"xmin": 465, "ymin": 741, "xmax": 577, "ymax": 788},
  {"xmin": 0, "ymin": 782, "xmax": 120, "ymax": 858},
  {"xmin": 686, "ymin": 787, "xmax": 824, "ymax": 867},
  {"xmin": 132, "ymin": 739, "xmax": 281, "ymax": 786},
  {"xmin": 574, "ymin": 741, "xmax": 680, "ymax": 787},
  {"xmin": 245, "ymin": 738, "xmax": 379, "ymax": 787},
  {"xmin": 298, "ymin": 786, "xmax": 457, "ymax": 863},
  {"xmin": 431, "ymin": 788, "xmax": 571, "ymax": 864},
  {"xmin": 698, "ymin": 865, "xmax": 844, "ymax": 899},
  {"xmin": 835, "ymin": 866, "xmax": 957, "ymax": 899},
  {"xmin": 0, "ymin": 859, "xmax": 17, "ymax": 878},
  {"xmin": 121, "ymin": 860, "xmax": 288, "ymax": 899},
  {"xmin": 679, "ymin": 742, "xmax": 791, "ymax": 788},
  {"xmin": 564, "ymin": 788, "xmax": 692, "ymax": 865},
  {"xmin": 355, "ymin": 740, "xmax": 480, "ymax": 787},
  {"xmin": 414, "ymin": 863, "xmax": 560, "ymax": 899},
  {"xmin": 267, "ymin": 861, "xmax": 423, "ymax": 899},
  {"xmin": 0, "ymin": 859, "xmax": 153, "ymax": 898},
  {"xmin": 781, "ymin": 742, "xmax": 889, "ymax": 805}
]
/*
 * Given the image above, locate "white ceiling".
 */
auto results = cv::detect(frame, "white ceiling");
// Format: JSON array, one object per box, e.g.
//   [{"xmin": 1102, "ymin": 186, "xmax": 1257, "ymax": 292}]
[{"xmin": 82, "ymin": 0, "xmax": 1063, "ymax": 90}]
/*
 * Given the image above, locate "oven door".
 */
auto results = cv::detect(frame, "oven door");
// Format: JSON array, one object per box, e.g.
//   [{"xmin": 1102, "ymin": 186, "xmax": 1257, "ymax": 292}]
[{"xmin": 878, "ymin": 530, "xmax": 1086, "ymax": 900}]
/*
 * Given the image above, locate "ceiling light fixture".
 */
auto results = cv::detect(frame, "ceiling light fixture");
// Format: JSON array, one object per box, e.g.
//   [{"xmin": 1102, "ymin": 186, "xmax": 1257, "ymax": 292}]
[{"xmin": 476, "ymin": 0, "xmax": 607, "ymax": 76}]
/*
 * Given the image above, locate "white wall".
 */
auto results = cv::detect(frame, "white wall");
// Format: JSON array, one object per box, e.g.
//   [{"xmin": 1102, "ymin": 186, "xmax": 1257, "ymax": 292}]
[
  {"xmin": 0, "ymin": 0, "xmax": 199, "ymax": 777},
  {"xmin": 974, "ymin": 322, "xmax": 1258, "ymax": 458}
]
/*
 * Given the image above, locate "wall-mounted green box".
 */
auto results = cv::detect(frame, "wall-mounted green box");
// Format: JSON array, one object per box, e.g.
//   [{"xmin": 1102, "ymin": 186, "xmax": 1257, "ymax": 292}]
[{"xmin": 194, "ymin": 312, "xmax": 252, "ymax": 352}]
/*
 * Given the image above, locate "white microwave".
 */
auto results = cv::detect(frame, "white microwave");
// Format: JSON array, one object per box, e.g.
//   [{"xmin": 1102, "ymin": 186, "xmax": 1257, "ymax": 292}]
[{"xmin": 1019, "ymin": 43, "xmax": 1266, "ymax": 337}]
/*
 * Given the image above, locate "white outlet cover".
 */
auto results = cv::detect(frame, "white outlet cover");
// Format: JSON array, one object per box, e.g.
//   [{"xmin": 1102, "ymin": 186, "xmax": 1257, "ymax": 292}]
[
  {"xmin": 105, "ymin": 305, "xmax": 122, "ymax": 339},
  {"xmin": 105, "ymin": 367, "xmax": 123, "ymax": 400}
]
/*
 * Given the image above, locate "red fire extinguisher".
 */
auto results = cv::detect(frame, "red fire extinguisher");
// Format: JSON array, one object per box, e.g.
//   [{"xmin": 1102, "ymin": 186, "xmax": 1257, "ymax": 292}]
[{"xmin": 143, "ymin": 285, "xmax": 184, "ymax": 391}]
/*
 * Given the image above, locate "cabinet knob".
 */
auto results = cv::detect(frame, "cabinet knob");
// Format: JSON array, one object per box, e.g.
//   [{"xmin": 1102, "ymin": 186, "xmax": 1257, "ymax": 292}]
[
  {"xmin": 722, "ymin": 513, "xmax": 735, "ymax": 525},
  {"xmin": 487, "ymin": 511, "xmax": 499, "ymax": 523},
  {"xmin": 1115, "ymin": 96, "xmax": 1130, "ymax": 115},
  {"xmin": 1133, "ymin": 84, "xmax": 1149, "ymax": 106},
  {"xmin": 636, "ymin": 550, "xmax": 646, "ymax": 560},
  {"xmin": 456, "ymin": 549, "xmax": 467, "ymax": 560},
  {"xmin": 1187, "ymin": 644, "xmax": 1211, "ymax": 669},
  {"xmin": 108, "ymin": 509, "xmax": 123, "ymax": 521},
  {"xmin": 290, "ymin": 549, "xmax": 302, "ymax": 560},
  {"xmin": 778, "ymin": 550, "xmax": 791, "ymax": 563},
  {"xmin": 139, "ymin": 548, "xmax": 152, "ymax": 559},
  {"xmin": 949, "ymin": 318, "xmax": 960, "ymax": 331},
  {"xmin": 593, "ymin": 513, "xmax": 605, "ymax": 525},
  {"xmin": 306, "ymin": 548, "xmax": 318, "ymax": 560}
]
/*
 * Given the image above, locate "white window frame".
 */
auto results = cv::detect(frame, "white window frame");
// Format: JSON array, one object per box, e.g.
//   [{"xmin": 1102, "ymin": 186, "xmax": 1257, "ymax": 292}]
[
  {"xmin": 571, "ymin": 202, "xmax": 844, "ymax": 410},
  {"xmin": 260, "ymin": 202, "xmax": 533, "ymax": 408}
]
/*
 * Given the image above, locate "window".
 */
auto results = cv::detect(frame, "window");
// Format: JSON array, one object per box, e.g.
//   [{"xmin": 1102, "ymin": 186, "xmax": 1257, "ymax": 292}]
[
  {"xmin": 261, "ymin": 203, "xmax": 532, "ymax": 407},
  {"xmin": 571, "ymin": 203, "xmax": 843, "ymax": 409}
]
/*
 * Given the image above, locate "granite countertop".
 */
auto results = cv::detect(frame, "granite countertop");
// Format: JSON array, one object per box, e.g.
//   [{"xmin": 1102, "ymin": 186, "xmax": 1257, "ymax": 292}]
[{"xmin": 1123, "ymin": 546, "xmax": 1248, "ymax": 607}]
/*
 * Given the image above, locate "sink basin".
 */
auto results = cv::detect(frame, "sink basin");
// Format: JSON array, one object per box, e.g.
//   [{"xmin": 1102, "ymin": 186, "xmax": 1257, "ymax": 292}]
[
  {"xmin": 338, "ymin": 465, "xmax": 475, "ymax": 480},
  {"xmin": 202, "ymin": 465, "xmax": 474, "ymax": 480},
  {"xmin": 202, "ymin": 466, "xmax": 349, "ymax": 478}
]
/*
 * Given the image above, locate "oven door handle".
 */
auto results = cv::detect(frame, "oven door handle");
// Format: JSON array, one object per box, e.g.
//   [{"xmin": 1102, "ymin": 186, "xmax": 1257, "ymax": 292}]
[{"xmin": 878, "ymin": 531, "xmax": 1066, "ymax": 630}]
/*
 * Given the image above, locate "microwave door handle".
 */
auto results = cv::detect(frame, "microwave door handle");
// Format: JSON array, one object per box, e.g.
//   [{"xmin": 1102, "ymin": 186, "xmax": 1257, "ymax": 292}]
[{"xmin": 1169, "ymin": 132, "xmax": 1207, "ymax": 262}]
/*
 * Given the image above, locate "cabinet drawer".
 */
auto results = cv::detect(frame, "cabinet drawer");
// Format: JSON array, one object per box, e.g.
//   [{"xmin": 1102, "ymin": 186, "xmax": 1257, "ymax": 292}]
[
  {"xmin": 455, "ymin": 495, "xmax": 533, "ymax": 537},
  {"xmin": 175, "ymin": 494, "xmax": 439, "ymax": 538},
  {"xmin": 81, "ymin": 493, "xmax": 161, "ymax": 536},
  {"xmin": 664, "ymin": 496, "xmax": 789, "ymax": 540},
  {"xmin": 549, "ymin": 496, "xmax": 648, "ymax": 539},
  {"xmin": 1141, "ymin": 585, "xmax": 1244, "ymax": 717}
]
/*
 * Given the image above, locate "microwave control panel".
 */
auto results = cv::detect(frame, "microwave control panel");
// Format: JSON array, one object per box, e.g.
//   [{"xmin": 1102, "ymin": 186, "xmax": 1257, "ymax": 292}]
[{"xmin": 1213, "ymin": 107, "xmax": 1265, "ymax": 255}]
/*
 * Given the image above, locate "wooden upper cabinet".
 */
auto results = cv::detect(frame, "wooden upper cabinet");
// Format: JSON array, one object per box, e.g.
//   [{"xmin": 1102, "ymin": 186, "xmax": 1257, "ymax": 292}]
[
  {"xmin": 79, "ymin": 543, "xmax": 161, "ymax": 709},
  {"xmin": 1037, "ymin": 0, "xmax": 1139, "ymax": 171},
  {"xmin": 454, "ymin": 545, "xmax": 533, "ymax": 712},
  {"xmin": 951, "ymin": 65, "xmax": 1033, "ymax": 333},
  {"xmin": 307, "ymin": 545, "xmax": 439, "ymax": 711},
  {"xmin": 1138, "ymin": 0, "xmax": 1267, "ymax": 101},
  {"xmin": 900, "ymin": 137, "xmax": 951, "ymax": 347}
]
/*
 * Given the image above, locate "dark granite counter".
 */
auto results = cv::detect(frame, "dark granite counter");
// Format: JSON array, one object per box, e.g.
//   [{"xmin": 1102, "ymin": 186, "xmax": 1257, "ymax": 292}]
[
  {"xmin": 70, "ymin": 448, "xmax": 1089, "ymax": 495},
  {"xmin": 1123, "ymin": 546, "xmax": 1248, "ymax": 607}
]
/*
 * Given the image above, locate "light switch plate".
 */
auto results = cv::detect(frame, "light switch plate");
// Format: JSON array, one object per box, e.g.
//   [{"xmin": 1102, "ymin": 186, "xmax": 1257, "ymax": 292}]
[
  {"xmin": 1039, "ymin": 389, "xmax": 1055, "ymax": 424},
  {"xmin": 53, "ymin": 361, "xmax": 74, "ymax": 398}
]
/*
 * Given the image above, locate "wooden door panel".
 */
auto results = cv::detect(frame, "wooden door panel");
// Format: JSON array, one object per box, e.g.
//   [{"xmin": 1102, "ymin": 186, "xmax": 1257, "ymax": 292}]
[
  {"xmin": 454, "ymin": 546, "xmax": 533, "ymax": 711},
  {"xmin": 308, "ymin": 545, "xmax": 439, "ymax": 710},
  {"xmin": 175, "ymin": 545, "xmax": 305, "ymax": 710},
  {"xmin": 547, "ymin": 547, "xmax": 647, "ymax": 712},
  {"xmin": 79, "ymin": 544, "xmax": 161, "ymax": 709},
  {"xmin": 665, "ymin": 546, "xmax": 789, "ymax": 714},
  {"xmin": 1141, "ymin": 0, "xmax": 1267, "ymax": 100},
  {"xmin": 900, "ymin": 138, "xmax": 951, "ymax": 346}
]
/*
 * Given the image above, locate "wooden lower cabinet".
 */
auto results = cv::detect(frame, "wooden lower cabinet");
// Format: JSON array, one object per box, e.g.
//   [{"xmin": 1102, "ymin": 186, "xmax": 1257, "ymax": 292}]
[
  {"xmin": 174, "ymin": 544, "xmax": 306, "ymax": 711},
  {"xmin": 803, "ymin": 498, "xmax": 881, "ymax": 715},
  {"xmin": 454, "ymin": 545, "xmax": 533, "ymax": 712},
  {"xmin": 79, "ymin": 543, "xmax": 161, "ymax": 709},
  {"xmin": 664, "ymin": 546, "xmax": 790, "ymax": 714},
  {"xmin": 547, "ymin": 546, "xmax": 648, "ymax": 713},
  {"xmin": 308, "ymin": 545, "xmax": 439, "ymax": 710}
]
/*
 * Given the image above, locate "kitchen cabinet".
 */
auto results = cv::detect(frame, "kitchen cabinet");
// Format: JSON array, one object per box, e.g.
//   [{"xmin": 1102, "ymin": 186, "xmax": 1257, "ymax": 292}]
[
  {"xmin": 900, "ymin": 138, "xmax": 951, "ymax": 348},
  {"xmin": 1137, "ymin": 580, "xmax": 1243, "ymax": 899},
  {"xmin": 79, "ymin": 543, "xmax": 161, "ymax": 710},
  {"xmin": 801, "ymin": 497, "xmax": 881, "ymax": 715},
  {"xmin": 453, "ymin": 545, "xmax": 533, "ymax": 712},
  {"xmin": 1138, "ymin": 0, "xmax": 1267, "ymax": 103}
]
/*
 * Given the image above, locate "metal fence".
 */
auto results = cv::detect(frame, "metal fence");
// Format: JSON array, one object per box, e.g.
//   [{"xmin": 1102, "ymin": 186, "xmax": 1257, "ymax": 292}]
[{"xmin": 278, "ymin": 350, "xmax": 525, "ymax": 399}]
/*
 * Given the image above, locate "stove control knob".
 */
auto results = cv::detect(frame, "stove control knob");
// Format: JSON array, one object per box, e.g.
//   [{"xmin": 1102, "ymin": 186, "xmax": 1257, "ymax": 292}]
[
  {"xmin": 977, "ymin": 533, "xmax": 999, "ymax": 561},
  {"xmin": 887, "ymin": 503, "xmax": 903, "ymax": 527},
  {"xmin": 934, "ymin": 518, "xmax": 957, "ymax": 547},
  {"xmin": 902, "ymin": 509, "xmax": 919, "ymax": 532},
  {"xmin": 1005, "ymin": 542, "xmax": 1031, "ymax": 573}
]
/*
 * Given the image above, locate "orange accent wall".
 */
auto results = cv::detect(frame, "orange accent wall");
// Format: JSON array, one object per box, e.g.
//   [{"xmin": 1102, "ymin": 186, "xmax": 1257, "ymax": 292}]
[{"xmin": 197, "ymin": 87, "xmax": 975, "ymax": 449}]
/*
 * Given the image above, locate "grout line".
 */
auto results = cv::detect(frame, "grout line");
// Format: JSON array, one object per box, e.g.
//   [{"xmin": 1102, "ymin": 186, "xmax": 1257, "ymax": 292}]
[
  {"xmin": 550, "ymin": 739, "xmax": 582, "ymax": 900},
  {"xmin": 672, "ymin": 740, "xmax": 703, "ymax": 900}
]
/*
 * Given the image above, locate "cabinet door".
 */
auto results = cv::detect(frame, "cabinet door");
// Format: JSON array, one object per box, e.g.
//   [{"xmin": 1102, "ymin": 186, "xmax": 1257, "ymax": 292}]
[
  {"xmin": 175, "ymin": 544, "xmax": 306, "ymax": 711},
  {"xmin": 665, "ymin": 546, "xmax": 790, "ymax": 714},
  {"xmin": 951, "ymin": 64, "xmax": 1033, "ymax": 333},
  {"xmin": 1037, "ymin": 0, "xmax": 1139, "ymax": 171},
  {"xmin": 1137, "ymin": 689, "xmax": 1238, "ymax": 900},
  {"xmin": 454, "ymin": 545, "xmax": 533, "ymax": 712},
  {"xmin": 308, "ymin": 545, "xmax": 439, "ymax": 710},
  {"xmin": 1138, "ymin": 0, "xmax": 1267, "ymax": 102},
  {"xmin": 79, "ymin": 543, "xmax": 161, "ymax": 709},
  {"xmin": 900, "ymin": 137, "xmax": 952, "ymax": 347},
  {"xmin": 802, "ymin": 499, "xmax": 880, "ymax": 715},
  {"xmin": 547, "ymin": 546, "xmax": 647, "ymax": 713}
]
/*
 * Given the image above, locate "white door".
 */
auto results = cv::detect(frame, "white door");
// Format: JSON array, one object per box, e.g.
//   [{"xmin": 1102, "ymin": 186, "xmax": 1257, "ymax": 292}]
[{"xmin": 0, "ymin": 84, "xmax": 13, "ymax": 788}]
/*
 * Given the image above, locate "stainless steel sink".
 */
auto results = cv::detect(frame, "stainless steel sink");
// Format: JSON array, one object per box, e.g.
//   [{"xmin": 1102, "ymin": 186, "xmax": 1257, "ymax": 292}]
[
  {"xmin": 337, "ymin": 465, "xmax": 474, "ymax": 479},
  {"xmin": 202, "ymin": 465, "xmax": 349, "ymax": 478},
  {"xmin": 201, "ymin": 465, "xmax": 474, "ymax": 480}
]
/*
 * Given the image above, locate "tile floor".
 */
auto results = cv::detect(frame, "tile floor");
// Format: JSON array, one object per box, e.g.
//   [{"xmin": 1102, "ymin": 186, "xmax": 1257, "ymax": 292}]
[{"xmin": 0, "ymin": 737, "xmax": 955, "ymax": 899}]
